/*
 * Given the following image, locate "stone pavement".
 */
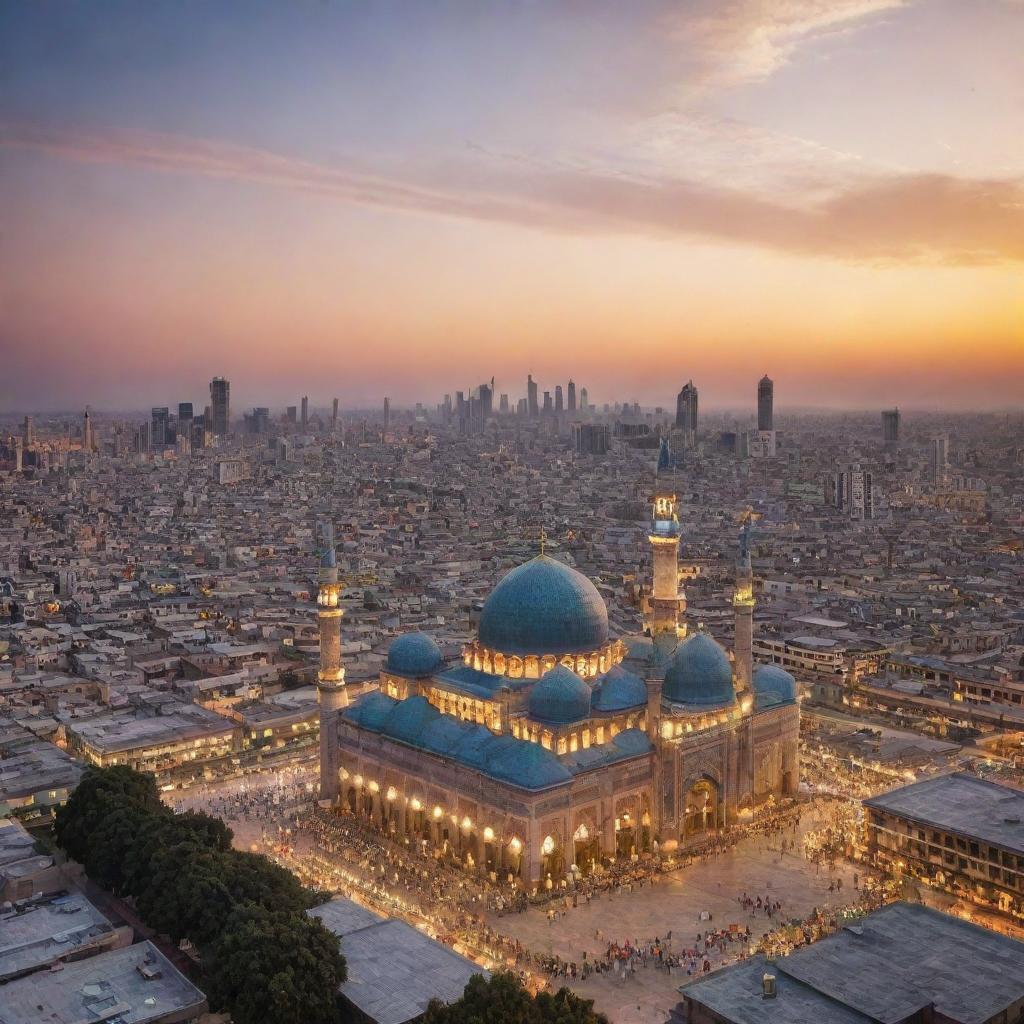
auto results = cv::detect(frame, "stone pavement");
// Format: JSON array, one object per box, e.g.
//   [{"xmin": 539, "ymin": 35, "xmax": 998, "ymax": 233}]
[{"xmin": 488, "ymin": 805, "xmax": 859, "ymax": 1024}]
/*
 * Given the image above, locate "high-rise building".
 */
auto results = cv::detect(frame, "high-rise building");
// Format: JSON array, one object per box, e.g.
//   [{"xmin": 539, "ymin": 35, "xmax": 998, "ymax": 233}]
[
  {"xmin": 177, "ymin": 403, "xmax": 194, "ymax": 441},
  {"xmin": 82, "ymin": 409, "xmax": 94, "ymax": 452},
  {"xmin": 572, "ymin": 422, "xmax": 610, "ymax": 455},
  {"xmin": 301, "ymin": 395, "xmax": 309, "ymax": 429},
  {"xmin": 210, "ymin": 377, "xmax": 230, "ymax": 437},
  {"xmin": 499, "ymin": 393, "xmax": 509, "ymax": 414},
  {"xmin": 476, "ymin": 384, "xmax": 492, "ymax": 420},
  {"xmin": 332, "ymin": 397, "xmax": 339, "ymax": 431},
  {"xmin": 882, "ymin": 408, "xmax": 900, "ymax": 445},
  {"xmin": 542, "ymin": 391, "xmax": 553, "ymax": 414},
  {"xmin": 150, "ymin": 407, "xmax": 169, "ymax": 452},
  {"xmin": 930, "ymin": 435, "xmax": 949, "ymax": 483},
  {"xmin": 580, "ymin": 387, "xmax": 588, "ymax": 411},
  {"xmin": 22, "ymin": 415, "xmax": 33, "ymax": 448},
  {"xmin": 527, "ymin": 375, "xmax": 539, "ymax": 418},
  {"xmin": 567, "ymin": 380, "xmax": 576, "ymax": 412},
  {"xmin": 826, "ymin": 463, "xmax": 875, "ymax": 520},
  {"xmin": 757, "ymin": 375, "xmax": 774, "ymax": 431},
  {"xmin": 252, "ymin": 407, "xmax": 270, "ymax": 434},
  {"xmin": 191, "ymin": 414, "xmax": 209, "ymax": 450},
  {"xmin": 383, "ymin": 397, "xmax": 390, "ymax": 431},
  {"xmin": 675, "ymin": 380, "xmax": 698, "ymax": 433},
  {"xmin": 554, "ymin": 385, "xmax": 563, "ymax": 414},
  {"xmin": 286, "ymin": 405, "xmax": 297, "ymax": 423}
]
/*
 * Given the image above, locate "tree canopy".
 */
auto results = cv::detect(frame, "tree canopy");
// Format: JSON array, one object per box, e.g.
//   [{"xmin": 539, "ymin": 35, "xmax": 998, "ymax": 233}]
[
  {"xmin": 53, "ymin": 765, "xmax": 345, "ymax": 1024},
  {"xmin": 423, "ymin": 972, "xmax": 609, "ymax": 1024}
]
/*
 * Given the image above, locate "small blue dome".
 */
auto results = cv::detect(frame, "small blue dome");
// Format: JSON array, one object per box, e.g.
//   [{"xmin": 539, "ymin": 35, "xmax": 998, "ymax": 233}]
[
  {"xmin": 592, "ymin": 666, "xmax": 647, "ymax": 712},
  {"xmin": 343, "ymin": 691, "xmax": 397, "ymax": 732},
  {"xmin": 381, "ymin": 695, "xmax": 439, "ymax": 744},
  {"xmin": 486, "ymin": 739, "xmax": 572, "ymax": 789},
  {"xmin": 529, "ymin": 665, "xmax": 592, "ymax": 724},
  {"xmin": 479, "ymin": 555, "xmax": 609, "ymax": 656},
  {"xmin": 387, "ymin": 632, "xmax": 444, "ymax": 676},
  {"xmin": 753, "ymin": 664, "xmax": 797, "ymax": 710},
  {"xmin": 662, "ymin": 632, "xmax": 735, "ymax": 708},
  {"xmin": 612, "ymin": 728, "xmax": 653, "ymax": 755}
]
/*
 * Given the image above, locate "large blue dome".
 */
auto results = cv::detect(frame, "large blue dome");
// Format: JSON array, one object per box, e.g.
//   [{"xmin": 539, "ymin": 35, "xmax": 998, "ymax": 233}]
[
  {"xmin": 662, "ymin": 632, "xmax": 735, "ymax": 708},
  {"xmin": 478, "ymin": 555, "xmax": 608, "ymax": 656},
  {"xmin": 529, "ymin": 665, "xmax": 592, "ymax": 724},
  {"xmin": 753, "ymin": 664, "xmax": 797, "ymax": 710},
  {"xmin": 387, "ymin": 631, "xmax": 444, "ymax": 677}
]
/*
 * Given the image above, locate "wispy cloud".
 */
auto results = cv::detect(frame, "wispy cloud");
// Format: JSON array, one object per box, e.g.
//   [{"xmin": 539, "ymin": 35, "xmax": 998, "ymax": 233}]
[
  {"xmin": 4, "ymin": 120, "xmax": 1023, "ymax": 264},
  {"xmin": 671, "ymin": 0, "xmax": 908, "ymax": 90}
]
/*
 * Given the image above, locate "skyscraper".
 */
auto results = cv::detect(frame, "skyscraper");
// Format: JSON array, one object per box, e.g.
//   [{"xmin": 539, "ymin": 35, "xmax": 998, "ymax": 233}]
[
  {"xmin": 22, "ymin": 415, "xmax": 32, "ymax": 448},
  {"xmin": 930, "ymin": 435, "xmax": 949, "ymax": 483},
  {"xmin": 383, "ymin": 396, "xmax": 390, "ymax": 431},
  {"xmin": 210, "ymin": 377, "xmax": 230, "ymax": 437},
  {"xmin": 757, "ymin": 375, "xmax": 774, "ymax": 431},
  {"xmin": 580, "ymin": 387, "xmax": 588, "ymax": 411},
  {"xmin": 542, "ymin": 390, "xmax": 552, "ymax": 414},
  {"xmin": 82, "ymin": 409, "xmax": 94, "ymax": 452},
  {"xmin": 177, "ymin": 403, "xmax": 194, "ymax": 442},
  {"xmin": 567, "ymin": 380, "xmax": 576, "ymax": 412},
  {"xmin": 332, "ymin": 397, "xmax": 339, "ymax": 431},
  {"xmin": 499, "ymin": 393, "xmax": 509, "ymax": 414},
  {"xmin": 675, "ymin": 380, "xmax": 698, "ymax": 433},
  {"xmin": 150, "ymin": 407, "xmax": 169, "ymax": 451},
  {"xmin": 882, "ymin": 408, "xmax": 900, "ymax": 445},
  {"xmin": 301, "ymin": 395, "xmax": 309, "ymax": 429},
  {"xmin": 527, "ymin": 375, "xmax": 539, "ymax": 418},
  {"xmin": 554, "ymin": 384, "xmax": 563, "ymax": 414}
]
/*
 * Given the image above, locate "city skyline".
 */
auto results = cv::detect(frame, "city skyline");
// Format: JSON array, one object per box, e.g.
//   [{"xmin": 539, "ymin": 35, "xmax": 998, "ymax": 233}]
[{"xmin": 2, "ymin": 1, "xmax": 1023, "ymax": 412}]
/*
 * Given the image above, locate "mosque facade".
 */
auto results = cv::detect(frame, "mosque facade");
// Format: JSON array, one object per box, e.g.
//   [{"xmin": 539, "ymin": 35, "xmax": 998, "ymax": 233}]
[{"xmin": 316, "ymin": 483, "xmax": 799, "ymax": 890}]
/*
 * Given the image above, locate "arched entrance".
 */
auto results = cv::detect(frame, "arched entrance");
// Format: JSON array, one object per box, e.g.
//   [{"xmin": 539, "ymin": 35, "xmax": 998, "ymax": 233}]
[
  {"xmin": 541, "ymin": 833, "xmax": 564, "ymax": 883},
  {"xmin": 683, "ymin": 779, "xmax": 719, "ymax": 838},
  {"xmin": 573, "ymin": 822, "xmax": 600, "ymax": 873}
]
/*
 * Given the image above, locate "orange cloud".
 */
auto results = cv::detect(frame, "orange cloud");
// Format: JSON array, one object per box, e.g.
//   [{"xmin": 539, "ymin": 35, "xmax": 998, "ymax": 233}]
[{"xmin": 3, "ymin": 120, "xmax": 1024, "ymax": 265}]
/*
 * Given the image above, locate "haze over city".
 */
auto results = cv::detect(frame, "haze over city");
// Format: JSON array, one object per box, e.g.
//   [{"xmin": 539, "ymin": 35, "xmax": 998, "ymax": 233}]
[{"xmin": 2, "ymin": 0, "xmax": 1023, "ymax": 411}]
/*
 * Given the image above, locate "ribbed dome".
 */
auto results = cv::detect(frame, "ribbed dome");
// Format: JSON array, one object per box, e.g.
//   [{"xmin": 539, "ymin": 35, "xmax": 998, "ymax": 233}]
[
  {"xmin": 478, "ymin": 555, "xmax": 609, "ymax": 656},
  {"xmin": 342, "ymin": 691, "xmax": 397, "ymax": 732},
  {"xmin": 753, "ymin": 664, "xmax": 797, "ymax": 710},
  {"xmin": 592, "ymin": 665, "xmax": 647, "ymax": 712},
  {"xmin": 529, "ymin": 665, "xmax": 592, "ymax": 724},
  {"xmin": 662, "ymin": 632, "xmax": 735, "ymax": 708},
  {"xmin": 387, "ymin": 631, "xmax": 444, "ymax": 677}
]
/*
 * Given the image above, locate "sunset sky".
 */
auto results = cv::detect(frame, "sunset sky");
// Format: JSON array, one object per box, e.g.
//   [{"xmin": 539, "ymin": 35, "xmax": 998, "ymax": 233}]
[{"xmin": 2, "ymin": 0, "xmax": 1022, "ymax": 412}]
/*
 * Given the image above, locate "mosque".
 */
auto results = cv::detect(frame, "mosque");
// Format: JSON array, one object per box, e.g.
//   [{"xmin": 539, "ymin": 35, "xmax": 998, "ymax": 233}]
[{"xmin": 315, "ymin": 475, "xmax": 799, "ymax": 889}]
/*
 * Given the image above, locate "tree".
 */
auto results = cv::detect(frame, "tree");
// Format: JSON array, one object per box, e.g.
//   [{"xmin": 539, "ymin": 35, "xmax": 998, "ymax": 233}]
[
  {"xmin": 54, "ymin": 764, "xmax": 162, "ymax": 863},
  {"xmin": 203, "ymin": 904, "xmax": 346, "ymax": 1024},
  {"xmin": 423, "ymin": 973, "xmax": 608, "ymax": 1024}
]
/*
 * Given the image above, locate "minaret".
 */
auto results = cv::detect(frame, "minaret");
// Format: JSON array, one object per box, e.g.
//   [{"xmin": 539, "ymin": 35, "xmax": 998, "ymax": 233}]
[
  {"xmin": 647, "ymin": 439, "xmax": 685, "ymax": 657},
  {"xmin": 316, "ymin": 521, "xmax": 347, "ymax": 802},
  {"xmin": 733, "ymin": 515, "xmax": 756, "ymax": 693}
]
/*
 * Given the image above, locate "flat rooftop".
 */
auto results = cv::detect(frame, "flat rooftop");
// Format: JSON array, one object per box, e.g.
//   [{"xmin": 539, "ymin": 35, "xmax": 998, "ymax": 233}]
[
  {"xmin": 0, "ymin": 891, "xmax": 118, "ymax": 982},
  {"xmin": 68, "ymin": 705, "xmax": 235, "ymax": 754},
  {"xmin": 310, "ymin": 898, "xmax": 486, "ymax": 1024},
  {"xmin": 864, "ymin": 772, "xmax": 1024, "ymax": 853},
  {"xmin": 0, "ymin": 940, "xmax": 207, "ymax": 1024},
  {"xmin": 681, "ymin": 903, "xmax": 1024, "ymax": 1024}
]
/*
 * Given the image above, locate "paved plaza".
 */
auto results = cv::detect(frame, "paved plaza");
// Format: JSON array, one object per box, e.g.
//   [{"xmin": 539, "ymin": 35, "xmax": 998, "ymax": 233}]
[{"xmin": 488, "ymin": 804, "xmax": 859, "ymax": 1024}]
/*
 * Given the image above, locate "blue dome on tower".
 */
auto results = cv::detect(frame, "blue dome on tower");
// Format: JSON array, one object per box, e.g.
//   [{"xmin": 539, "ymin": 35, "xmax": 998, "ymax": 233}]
[
  {"xmin": 478, "ymin": 555, "xmax": 609, "ymax": 656},
  {"xmin": 529, "ymin": 665, "xmax": 592, "ymax": 724},
  {"xmin": 662, "ymin": 632, "xmax": 735, "ymax": 709},
  {"xmin": 387, "ymin": 631, "xmax": 444, "ymax": 676},
  {"xmin": 753, "ymin": 664, "xmax": 797, "ymax": 710}
]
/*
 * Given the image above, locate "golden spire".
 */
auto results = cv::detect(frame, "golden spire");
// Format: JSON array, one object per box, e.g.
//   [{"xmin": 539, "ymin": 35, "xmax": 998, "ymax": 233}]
[{"xmin": 539, "ymin": 526, "xmax": 547, "ymax": 556}]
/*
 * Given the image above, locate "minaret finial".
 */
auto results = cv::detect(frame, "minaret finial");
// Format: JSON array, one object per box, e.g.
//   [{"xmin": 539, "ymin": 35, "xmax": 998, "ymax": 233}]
[{"xmin": 539, "ymin": 526, "xmax": 547, "ymax": 556}]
